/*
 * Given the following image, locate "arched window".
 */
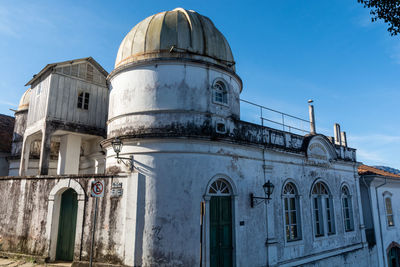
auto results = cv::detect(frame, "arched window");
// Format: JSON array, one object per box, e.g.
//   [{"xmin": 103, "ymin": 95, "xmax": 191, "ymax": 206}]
[
  {"xmin": 311, "ymin": 181, "xmax": 335, "ymax": 237},
  {"xmin": 283, "ymin": 182, "xmax": 301, "ymax": 241},
  {"xmin": 387, "ymin": 243, "xmax": 400, "ymax": 267},
  {"xmin": 385, "ymin": 196, "xmax": 395, "ymax": 227},
  {"xmin": 213, "ymin": 80, "xmax": 228, "ymax": 105},
  {"xmin": 208, "ymin": 179, "xmax": 231, "ymax": 196},
  {"xmin": 341, "ymin": 186, "xmax": 354, "ymax": 231}
]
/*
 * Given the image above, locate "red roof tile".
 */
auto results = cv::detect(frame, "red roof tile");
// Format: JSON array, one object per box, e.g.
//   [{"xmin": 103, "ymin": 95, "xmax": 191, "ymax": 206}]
[{"xmin": 358, "ymin": 164, "xmax": 400, "ymax": 178}]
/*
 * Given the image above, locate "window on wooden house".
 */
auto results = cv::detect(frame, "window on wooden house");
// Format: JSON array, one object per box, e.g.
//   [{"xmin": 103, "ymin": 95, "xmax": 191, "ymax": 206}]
[
  {"xmin": 283, "ymin": 182, "xmax": 301, "ymax": 241},
  {"xmin": 341, "ymin": 186, "xmax": 354, "ymax": 231},
  {"xmin": 77, "ymin": 92, "xmax": 90, "ymax": 110},
  {"xmin": 385, "ymin": 196, "xmax": 395, "ymax": 227},
  {"xmin": 312, "ymin": 181, "xmax": 335, "ymax": 237}
]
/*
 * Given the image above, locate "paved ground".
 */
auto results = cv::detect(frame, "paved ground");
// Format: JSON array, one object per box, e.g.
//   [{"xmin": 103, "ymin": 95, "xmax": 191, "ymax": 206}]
[
  {"xmin": 0, "ymin": 258, "xmax": 43, "ymax": 267},
  {"xmin": 0, "ymin": 258, "xmax": 71, "ymax": 267}
]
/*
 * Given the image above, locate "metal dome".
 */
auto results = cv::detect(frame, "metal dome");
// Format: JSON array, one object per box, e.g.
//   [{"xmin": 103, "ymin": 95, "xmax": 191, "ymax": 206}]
[
  {"xmin": 17, "ymin": 88, "xmax": 31, "ymax": 112},
  {"xmin": 114, "ymin": 8, "xmax": 235, "ymax": 72}
]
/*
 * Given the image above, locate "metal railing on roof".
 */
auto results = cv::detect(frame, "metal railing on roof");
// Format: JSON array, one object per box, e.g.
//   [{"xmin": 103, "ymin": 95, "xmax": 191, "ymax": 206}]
[{"xmin": 240, "ymin": 99, "xmax": 311, "ymax": 135}]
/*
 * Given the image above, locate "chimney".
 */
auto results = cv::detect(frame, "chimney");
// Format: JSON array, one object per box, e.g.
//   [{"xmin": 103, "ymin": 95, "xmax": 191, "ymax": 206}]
[
  {"xmin": 308, "ymin": 100, "xmax": 316, "ymax": 134},
  {"xmin": 334, "ymin": 123, "xmax": 341, "ymax": 145},
  {"xmin": 341, "ymin": 131, "xmax": 347, "ymax": 147}
]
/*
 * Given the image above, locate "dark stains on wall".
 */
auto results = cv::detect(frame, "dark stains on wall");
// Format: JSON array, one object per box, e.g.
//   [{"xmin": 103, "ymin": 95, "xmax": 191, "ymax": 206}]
[
  {"xmin": 47, "ymin": 120, "xmax": 106, "ymax": 138},
  {"xmin": 105, "ymin": 117, "xmax": 356, "ymax": 162},
  {"xmin": 0, "ymin": 175, "xmax": 125, "ymax": 264}
]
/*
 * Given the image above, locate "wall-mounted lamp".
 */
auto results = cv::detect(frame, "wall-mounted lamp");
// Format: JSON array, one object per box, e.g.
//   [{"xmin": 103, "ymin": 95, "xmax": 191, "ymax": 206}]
[
  {"xmin": 111, "ymin": 137, "xmax": 134, "ymax": 171},
  {"xmin": 250, "ymin": 180, "xmax": 275, "ymax": 208}
]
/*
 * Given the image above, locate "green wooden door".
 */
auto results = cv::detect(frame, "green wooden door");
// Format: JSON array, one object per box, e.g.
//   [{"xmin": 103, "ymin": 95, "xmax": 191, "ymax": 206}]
[
  {"xmin": 56, "ymin": 188, "xmax": 78, "ymax": 261},
  {"xmin": 210, "ymin": 196, "xmax": 233, "ymax": 267},
  {"xmin": 389, "ymin": 247, "xmax": 400, "ymax": 267}
]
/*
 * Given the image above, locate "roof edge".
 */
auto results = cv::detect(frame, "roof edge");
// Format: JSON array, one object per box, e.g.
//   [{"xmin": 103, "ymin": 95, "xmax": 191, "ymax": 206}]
[{"xmin": 25, "ymin": 57, "xmax": 109, "ymax": 86}]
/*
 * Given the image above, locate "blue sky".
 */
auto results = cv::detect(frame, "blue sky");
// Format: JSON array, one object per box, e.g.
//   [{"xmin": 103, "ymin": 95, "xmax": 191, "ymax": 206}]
[{"xmin": 0, "ymin": 0, "xmax": 399, "ymax": 168}]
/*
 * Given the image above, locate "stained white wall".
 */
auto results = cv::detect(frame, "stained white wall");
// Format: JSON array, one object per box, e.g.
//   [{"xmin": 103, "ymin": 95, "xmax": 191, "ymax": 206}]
[
  {"xmin": 365, "ymin": 179, "xmax": 400, "ymax": 267},
  {"xmin": 108, "ymin": 62, "xmax": 241, "ymax": 137},
  {"xmin": 105, "ymin": 138, "xmax": 372, "ymax": 267},
  {"xmin": 27, "ymin": 75, "xmax": 51, "ymax": 127}
]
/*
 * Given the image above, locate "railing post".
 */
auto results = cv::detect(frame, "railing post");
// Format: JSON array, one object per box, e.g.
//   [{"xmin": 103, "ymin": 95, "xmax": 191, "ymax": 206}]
[
  {"xmin": 240, "ymin": 98, "xmax": 311, "ymax": 135},
  {"xmin": 260, "ymin": 107, "xmax": 263, "ymax": 127}
]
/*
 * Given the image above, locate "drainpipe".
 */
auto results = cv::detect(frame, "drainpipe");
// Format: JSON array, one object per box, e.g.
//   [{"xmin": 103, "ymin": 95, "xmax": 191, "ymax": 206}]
[
  {"xmin": 263, "ymin": 149, "xmax": 269, "ymax": 267},
  {"xmin": 373, "ymin": 176, "xmax": 387, "ymax": 267},
  {"xmin": 260, "ymin": 108, "xmax": 269, "ymax": 267}
]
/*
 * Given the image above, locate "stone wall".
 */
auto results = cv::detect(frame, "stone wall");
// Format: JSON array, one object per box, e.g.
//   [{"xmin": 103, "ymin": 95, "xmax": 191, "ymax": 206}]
[{"xmin": 0, "ymin": 174, "xmax": 126, "ymax": 264}]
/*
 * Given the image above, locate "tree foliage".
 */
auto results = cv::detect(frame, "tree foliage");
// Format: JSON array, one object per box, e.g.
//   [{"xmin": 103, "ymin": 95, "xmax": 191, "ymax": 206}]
[{"xmin": 358, "ymin": 0, "xmax": 400, "ymax": 35}]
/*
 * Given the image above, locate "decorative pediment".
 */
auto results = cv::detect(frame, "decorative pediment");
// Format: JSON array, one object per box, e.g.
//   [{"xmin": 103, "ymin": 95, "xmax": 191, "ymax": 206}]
[{"xmin": 305, "ymin": 135, "xmax": 337, "ymax": 164}]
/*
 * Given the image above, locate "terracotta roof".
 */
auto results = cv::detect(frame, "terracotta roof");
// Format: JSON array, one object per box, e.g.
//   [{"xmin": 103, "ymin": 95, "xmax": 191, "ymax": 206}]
[
  {"xmin": 358, "ymin": 164, "xmax": 400, "ymax": 178},
  {"xmin": 0, "ymin": 114, "xmax": 14, "ymax": 153}
]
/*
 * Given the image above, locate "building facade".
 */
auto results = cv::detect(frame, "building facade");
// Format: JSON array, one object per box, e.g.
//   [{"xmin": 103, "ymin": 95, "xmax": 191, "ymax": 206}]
[
  {"xmin": 8, "ymin": 57, "xmax": 108, "ymax": 177},
  {"xmin": 0, "ymin": 7, "xmax": 381, "ymax": 267},
  {"xmin": 359, "ymin": 165, "xmax": 400, "ymax": 267}
]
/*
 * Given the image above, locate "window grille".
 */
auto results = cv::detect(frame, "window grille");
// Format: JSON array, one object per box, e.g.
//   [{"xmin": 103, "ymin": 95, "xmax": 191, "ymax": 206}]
[
  {"xmin": 77, "ymin": 92, "xmax": 90, "ymax": 110},
  {"xmin": 312, "ymin": 181, "xmax": 335, "ymax": 236},
  {"xmin": 213, "ymin": 81, "xmax": 228, "ymax": 104},
  {"xmin": 208, "ymin": 179, "xmax": 231, "ymax": 196},
  {"xmin": 385, "ymin": 197, "xmax": 395, "ymax": 227},
  {"xmin": 283, "ymin": 182, "xmax": 301, "ymax": 241},
  {"xmin": 341, "ymin": 186, "xmax": 354, "ymax": 231}
]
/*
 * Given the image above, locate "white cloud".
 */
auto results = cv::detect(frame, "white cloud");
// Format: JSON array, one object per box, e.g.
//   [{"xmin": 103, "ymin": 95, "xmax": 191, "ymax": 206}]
[
  {"xmin": 390, "ymin": 43, "xmax": 400, "ymax": 65},
  {"xmin": 0, "ymin": 3, "xmax": 56, "ymax": 39},
  {"xmin": 349, "ymin": 134, "xmax": 400, "ymax": 144},
  {"xmin": 348, "ymin": 133, "xmax": 400, "ymax": 168},
  {"xmin": 0, "ymin": 100, "xmax": 17, "ymax": 108},
  {"xmin": 0, "ymin": 7, "xmax": 20, "ymax": 38}
]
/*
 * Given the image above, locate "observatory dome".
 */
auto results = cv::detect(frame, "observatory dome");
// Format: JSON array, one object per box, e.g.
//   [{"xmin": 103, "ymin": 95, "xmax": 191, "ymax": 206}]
[{"xmin": 115, "ymin": 8, "xmax": 235, "ymax": 71}]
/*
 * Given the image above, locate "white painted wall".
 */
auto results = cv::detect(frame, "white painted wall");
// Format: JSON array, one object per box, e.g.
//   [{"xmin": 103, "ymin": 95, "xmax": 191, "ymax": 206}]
[
  {"xmin": 57, "ymin": 134, "xmax": 81, "ymax": 175},
  {"xmin": 108, "ymin": 62, "xmax": 241, "ymax": 137},
  {"xmin": 104, "ymin": 138, "xmax": 371, "ymax": 267},
  {"xmin": 364, "ymin": 178, "xmax": 400, "ymax": 267},
  {"xmin": 27, "ymin": 75, "xmax": 51, "ymax": 127}
]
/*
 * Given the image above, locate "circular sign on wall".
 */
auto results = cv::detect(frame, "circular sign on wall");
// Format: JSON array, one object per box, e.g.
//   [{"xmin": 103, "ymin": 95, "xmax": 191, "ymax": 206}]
[{"xmin": 91, "ymin": 180, "xmax": 104, "ymax": 197}]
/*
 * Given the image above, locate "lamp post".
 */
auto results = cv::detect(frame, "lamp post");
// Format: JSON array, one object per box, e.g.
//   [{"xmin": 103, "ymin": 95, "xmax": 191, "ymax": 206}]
[
  {"xmin": 111, "ymin": 137, "xmax": 134, "ymax": 171},
  {"xmin": 250, "ymin": 180, "xmax": 275, "ymax": 208}
]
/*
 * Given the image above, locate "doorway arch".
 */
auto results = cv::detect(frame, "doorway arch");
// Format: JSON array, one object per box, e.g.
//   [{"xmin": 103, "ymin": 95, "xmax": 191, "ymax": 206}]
[
  {"xmin": 56, "ymin": 188, "xmax": 78, "ymax": 260},
  {"xmin": 46, "ymin": 179, "xmax": 86, "ymax": 261},
  {"xmin": 203, "ymin": 175, "xmax": 237, "ymax": 267},
  {"xmin": 387, "ymin": 242, "xmax": 400, "ymax": 267}
]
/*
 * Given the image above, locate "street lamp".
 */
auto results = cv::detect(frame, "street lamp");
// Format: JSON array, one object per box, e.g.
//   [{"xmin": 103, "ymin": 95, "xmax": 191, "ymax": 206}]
[
  {"xmin": 111, "ymin": 137, "xmax": 134, "ymax": 171},
  {"xmin": 250, "ymin": 180, "xmax": 275, "ymax": 208}
]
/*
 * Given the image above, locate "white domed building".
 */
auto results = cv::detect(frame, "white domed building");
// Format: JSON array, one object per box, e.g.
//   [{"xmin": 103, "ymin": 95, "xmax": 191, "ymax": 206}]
[
  {"xmin": 107, "ymin": 8, "xmax": 241, "ymax": 140},
  {"xmin": 100, "ymin": 7, "xmax": 373, "ymax": 267},
  {"xmin": 0, "ymin": 7, "xmax": 378, "ymax": 267}
]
